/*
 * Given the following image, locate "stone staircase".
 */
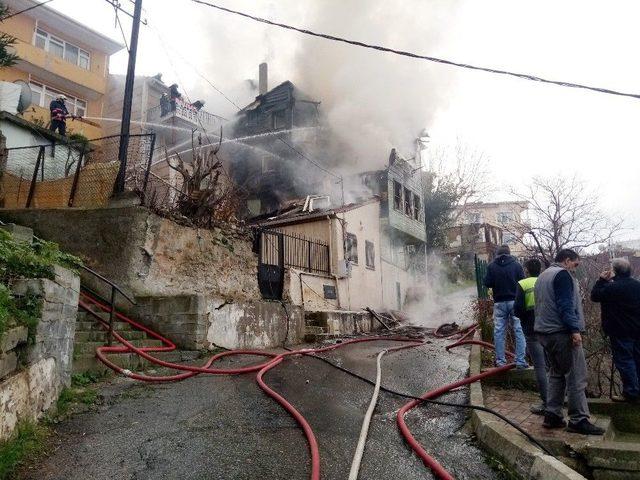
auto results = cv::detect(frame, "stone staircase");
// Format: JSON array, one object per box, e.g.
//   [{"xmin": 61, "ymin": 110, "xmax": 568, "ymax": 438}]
[{"xmin": 73, "ymin": 307, "xmax": 199, "ymax": 374}]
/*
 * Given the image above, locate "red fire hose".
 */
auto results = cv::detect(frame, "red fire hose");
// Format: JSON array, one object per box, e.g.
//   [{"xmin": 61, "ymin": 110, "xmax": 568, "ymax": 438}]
[
  {"xmin": 80, "ymin": 291, "xmax": 513, "ymax": 480},
  {"xmin": 80, "ymin": 291, "xmax": 423, "ymax": 480}
]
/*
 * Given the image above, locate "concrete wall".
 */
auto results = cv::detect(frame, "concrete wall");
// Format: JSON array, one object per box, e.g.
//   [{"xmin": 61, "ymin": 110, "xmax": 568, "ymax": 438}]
[
  {"xmin": 0, "ymin": 266, "xmax": 79, "ymax": 441},
  {"xmin": 332, "ymin": 202, "xmax": 385, "ymax": 311},
  {"xmin": 135, "ymin": 294, "xmax": 304, "ymax": 350},
  {"xmin": 0, "ymin": 207, "xmax": 260, "ymax": 301},
  {"xmin": 285, "ymin": 269, "xmax": 339, "ymax": 311}
]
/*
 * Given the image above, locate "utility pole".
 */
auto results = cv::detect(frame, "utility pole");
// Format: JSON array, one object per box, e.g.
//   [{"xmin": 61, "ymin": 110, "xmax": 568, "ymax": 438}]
[{"xmin": 114, "ymin": 0, "xmax": 143, "ymax": 194}]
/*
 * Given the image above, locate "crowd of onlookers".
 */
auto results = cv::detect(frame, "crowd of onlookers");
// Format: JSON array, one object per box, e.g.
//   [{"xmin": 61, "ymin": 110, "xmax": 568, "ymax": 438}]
[{"xmin": 484, "ymin": 245, "xmax": 640, "ymax": 436}]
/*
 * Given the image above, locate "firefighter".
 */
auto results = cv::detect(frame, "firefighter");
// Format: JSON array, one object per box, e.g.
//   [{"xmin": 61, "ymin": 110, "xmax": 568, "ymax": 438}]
[{"xmin": 49, "ymin": 94, "xmax": 70, "ymax": 136}]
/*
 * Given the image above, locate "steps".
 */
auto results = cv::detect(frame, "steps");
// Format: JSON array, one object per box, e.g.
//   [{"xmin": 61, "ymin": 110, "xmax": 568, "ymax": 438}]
[{"xmin": 72, "ymin": 308, "xmax": 199, "ymax": 374}]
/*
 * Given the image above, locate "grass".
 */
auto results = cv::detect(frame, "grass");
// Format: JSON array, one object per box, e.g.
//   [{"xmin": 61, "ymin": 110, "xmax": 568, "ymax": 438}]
[
  {"xmin": 51, "ymin": 373, "xmax": 103, "ymax": 420},
  {"xmin": 484, "ymin": 452, "xmax": 522, "ymax": 480},
  {"xmin": 0, "ymin": 420, "xmax": 49, "ymax": 480},
  {"xmin": 0, "ymin": 229, "xmax": 82, "ymax": 340}
]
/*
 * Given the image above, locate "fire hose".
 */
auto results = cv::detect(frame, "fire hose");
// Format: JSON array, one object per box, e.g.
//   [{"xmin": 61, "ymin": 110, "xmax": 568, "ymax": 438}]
[{"xmin": 80, "ymin": 291, "xmax": 550, "ymax": 479}]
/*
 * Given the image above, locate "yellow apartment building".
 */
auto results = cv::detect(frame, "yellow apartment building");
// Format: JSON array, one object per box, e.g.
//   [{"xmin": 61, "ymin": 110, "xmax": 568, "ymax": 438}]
[{"xmin": 0, "ymin": 0, "xmax": 123, "ymax": 139}]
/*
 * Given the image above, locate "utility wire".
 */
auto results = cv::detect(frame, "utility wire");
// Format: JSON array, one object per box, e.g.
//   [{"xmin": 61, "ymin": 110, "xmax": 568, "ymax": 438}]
[
  {"xmin": 189, "ymin": 0, "xmax": 640, "ymax": 102},
  {"xmin": 1, "ymin": 0, "xmax": 54, "ymax": 20}
]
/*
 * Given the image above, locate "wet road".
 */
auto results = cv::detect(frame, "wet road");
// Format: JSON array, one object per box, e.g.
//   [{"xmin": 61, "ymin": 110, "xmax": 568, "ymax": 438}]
[{"xmin": 25, "ymin": 336, "xmax": 499, "ymax": 480}]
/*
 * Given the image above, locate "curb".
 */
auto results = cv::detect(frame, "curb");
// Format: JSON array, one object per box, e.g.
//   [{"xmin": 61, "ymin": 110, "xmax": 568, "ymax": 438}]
[{"xmin": 468, "ymin": 337, "xmax": 587, "ymax": 480}]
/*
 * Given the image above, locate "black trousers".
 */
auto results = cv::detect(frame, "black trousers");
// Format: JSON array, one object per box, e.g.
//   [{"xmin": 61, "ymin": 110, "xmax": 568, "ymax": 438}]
[{"xmin": 50, "ymin": 119, "xmax": 66, "ymax": 136}]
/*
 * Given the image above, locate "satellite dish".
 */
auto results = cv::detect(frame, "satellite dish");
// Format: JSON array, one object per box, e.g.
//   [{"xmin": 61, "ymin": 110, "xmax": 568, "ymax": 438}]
[{"xmin": 13, "ymin": 80, "xmax": 32, "ymax": 113}]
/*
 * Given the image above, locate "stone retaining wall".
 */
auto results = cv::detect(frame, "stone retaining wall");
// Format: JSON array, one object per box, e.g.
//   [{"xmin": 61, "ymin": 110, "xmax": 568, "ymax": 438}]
[{"xmin": 0, "ymin": 266, "xmax": 79, "ymax": 442}]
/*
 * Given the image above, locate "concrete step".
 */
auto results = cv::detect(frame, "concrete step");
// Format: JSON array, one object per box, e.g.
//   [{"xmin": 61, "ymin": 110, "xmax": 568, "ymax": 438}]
[
  {"xmin": 74, "ymin": 339, "xmax": 164, "ymax": 354},
  {"xmin": 75, "ymin": 320, "xmax": 136, "ymax": 332},
  {"xmin": 72, "ymin": 350, "xmax": 202, "ymax": 374},
  {"xmin": 74, "ymin": 329, "xmax": 146, "ymax": 342}
]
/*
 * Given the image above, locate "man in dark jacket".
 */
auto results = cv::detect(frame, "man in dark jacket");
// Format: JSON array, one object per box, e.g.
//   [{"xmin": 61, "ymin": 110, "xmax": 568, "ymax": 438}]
[
  {"xmin": 49, "ymin": 94, "xmax": 69, "ymax": 136},
  {"xmin": 591, "ymin": 258, "xmax": 640, "ymax": 403},
  {"xmin": 535, "ymin": 249, "xmax": 604, "ymax": 435},
  {"xmin": 484, "ymin": 245, "xmax": 527, "ymax": 368},
  {"xmin": 515, "ymin": 258, "xmax": 547, "ymax": 414}
]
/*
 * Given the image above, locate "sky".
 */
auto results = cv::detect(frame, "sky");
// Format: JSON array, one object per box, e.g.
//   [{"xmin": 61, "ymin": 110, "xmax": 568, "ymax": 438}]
[{"xmin": 46, "ymin": 0, "xmax": 640, "ymax": 240}]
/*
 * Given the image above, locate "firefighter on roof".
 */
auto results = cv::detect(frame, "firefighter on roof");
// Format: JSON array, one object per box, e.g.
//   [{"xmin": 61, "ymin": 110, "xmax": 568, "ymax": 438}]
[{"xmin": 49, "ymin": 94, "xmax": 70, "ymax": 136}]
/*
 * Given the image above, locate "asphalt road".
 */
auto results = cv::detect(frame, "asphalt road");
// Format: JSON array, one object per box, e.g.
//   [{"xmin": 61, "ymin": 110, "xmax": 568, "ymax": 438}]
[{"xmin": 23, "ymin": 333, "xmax": 501, "ymax": 480}]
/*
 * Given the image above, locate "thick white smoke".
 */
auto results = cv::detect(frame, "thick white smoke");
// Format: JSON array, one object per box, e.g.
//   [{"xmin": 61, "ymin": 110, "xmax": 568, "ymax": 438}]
[{"xmin": 189, "ymin": 0, "xmax": 461, "ymax": 172}]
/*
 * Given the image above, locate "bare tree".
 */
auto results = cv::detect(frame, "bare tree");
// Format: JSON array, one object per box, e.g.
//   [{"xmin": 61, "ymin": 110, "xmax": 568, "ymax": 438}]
[
  {"xmin": 508, "ymin": 176, "xmax": 623, "ymax": 259},
  {"xmin": 163, "ymin": 130, "xmax": 241, "ymax": 226}
]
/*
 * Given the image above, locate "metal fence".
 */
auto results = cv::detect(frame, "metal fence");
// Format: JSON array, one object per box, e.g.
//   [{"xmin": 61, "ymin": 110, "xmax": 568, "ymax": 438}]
[
  {"xmin": 474, "ymin": 254, "xmax": 489, "ymax": 299},
  {"xmin": 1, "ymin": 134, "xmax": 156, "ymax": 209},
  {"xmin": 259, "ymin": 229, "xmax": 330, "ymax": 275}
]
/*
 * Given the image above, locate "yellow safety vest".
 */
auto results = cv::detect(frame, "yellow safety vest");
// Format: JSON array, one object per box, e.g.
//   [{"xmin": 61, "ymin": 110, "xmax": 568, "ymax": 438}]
[{"xmin": 518, "ymin": 277, "xmax": 537, "ymax": 310}]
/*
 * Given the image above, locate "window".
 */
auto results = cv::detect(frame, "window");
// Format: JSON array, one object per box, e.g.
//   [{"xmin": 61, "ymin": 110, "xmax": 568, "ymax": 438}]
[
  {"xmin": 466, "ymin": 212, "xmax": 481, "ymax": 224},
  {"xmin": 496, "ymin": 211, "xmax": 514, "ymax": 224},
  {"xmin": 272, "ymin": 110, "xmax": 286, "ymax": 130},
  {"xmin": 502, "ymin": 231, "xmax": 517, "ymax": 245},
  {"xmin": 404, "ymin": 187, "xmax": 413, "ymax": 217},
  {"xmin": 34, "ymin": 29, "xmax": 47, "ymax": 49},
  {"xmin": 78, "ymin": 50, "xmax": 90, "ymax": 70},
  {"xmin": 393, "ymin": 180, "xmax": 402, "ymax": 210},
  {"xmin": 32, "ymin": 28, "xmax": 90, "ymax": 69},
  {"xmin": 344, "ymin": 233, "xmax": 358, "ymax": 264},
  {"xmin": 49, "ymin": 36, "xmax": 64, "ymax": 58},
  {"xmin": 413, "ymin": 194, "xmax": 421, "ymax": 221},
  {"xmin": 29, "ymin": 81, "xmax": 87, "ymax": 116},
  {"xmin": 365, "ymin": 241, "xmax": 375, "ymax": 269}
]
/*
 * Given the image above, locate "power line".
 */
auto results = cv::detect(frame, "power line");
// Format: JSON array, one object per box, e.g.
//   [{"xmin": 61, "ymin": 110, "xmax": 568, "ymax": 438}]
[
  {"xmin": 2, "ymin": 0, "xmax": 54, "ymax": 20},
  {"xmin": 189, "ymin": 0, "xmax": 640, "ymax": 102}
]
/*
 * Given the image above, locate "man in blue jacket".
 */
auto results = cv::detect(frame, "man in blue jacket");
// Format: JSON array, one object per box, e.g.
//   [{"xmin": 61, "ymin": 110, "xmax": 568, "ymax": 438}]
[
  {"xmin": 483, "ymin": 245, "xmax": 528, "ymax": 368},
  {"xmin": 591, "ymin": 258, "xmax": 640, "ymax": 403},
  {"xmin": 535, "ymin": 249, "xmax": 604, "ymax": 435}
]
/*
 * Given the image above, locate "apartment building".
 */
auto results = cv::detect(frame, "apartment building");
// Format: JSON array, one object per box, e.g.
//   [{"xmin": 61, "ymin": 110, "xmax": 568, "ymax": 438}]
[{"xmin": 0, "ymin": 0, "xmax": 124, "ymax": 139}]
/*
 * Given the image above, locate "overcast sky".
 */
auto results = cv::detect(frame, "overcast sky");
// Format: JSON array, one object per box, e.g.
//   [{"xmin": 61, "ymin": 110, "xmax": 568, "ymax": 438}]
[{"xmin": 47, "ymin": 0, "xmax": 640, "ymax": 240}]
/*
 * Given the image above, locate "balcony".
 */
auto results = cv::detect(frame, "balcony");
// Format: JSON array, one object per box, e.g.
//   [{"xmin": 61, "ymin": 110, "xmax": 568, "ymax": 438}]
[
  {"xmin": 147, "ymin": 99, "xmax": 224, "ymax": 134},
  {"xmin": 13, "ymin": 41, "xmax": 107, "ymax": 98}
]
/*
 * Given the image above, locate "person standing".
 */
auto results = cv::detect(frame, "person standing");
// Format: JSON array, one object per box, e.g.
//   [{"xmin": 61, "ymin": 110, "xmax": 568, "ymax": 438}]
[
  {"xmin": 483, "ymin": 245, "xmax": 528, "ymax": 368},
  {"xmin": 590, "ymin": 258, "xmax": 640, "ymax": 403},
  {"xmin": 535, "ymin": 249, "xmax": 604, "ymax": 435},
  {"xmin": 514, "ymin": 258, "xmax": 548, "ymax": 415},
  {"xmin": 49, "ymin": 94, "xmax": 69, "ymax": 136}
]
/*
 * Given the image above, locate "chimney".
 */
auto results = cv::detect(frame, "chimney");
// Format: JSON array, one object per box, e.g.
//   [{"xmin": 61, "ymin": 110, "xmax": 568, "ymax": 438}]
[{"xmin": 259, "ymin": 63, "xmax": 268, "ymax": 95}]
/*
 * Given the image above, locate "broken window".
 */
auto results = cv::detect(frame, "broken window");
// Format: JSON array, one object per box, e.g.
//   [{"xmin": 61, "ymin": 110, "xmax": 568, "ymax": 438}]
[
  {"xmin": 344, "ymin": 233, "xmax": 358, "ymax": 264},
  {"xmin": 272, "ymin": 110, "xmax": 286, "ymax": 130},
  {"xmin": 365, "ymin": 240, "xmax": 375, "ymax": 269},
  {"xmin": 413, "ymin": 195, "xmax": 422, "ymax": 221},
  {"xmin": 393, "ymin": 180, "xmax": 402, "ymax": 210},
  {"xmin": 404, "ymin": 187, "xmax": 413, "ymax": 217}
]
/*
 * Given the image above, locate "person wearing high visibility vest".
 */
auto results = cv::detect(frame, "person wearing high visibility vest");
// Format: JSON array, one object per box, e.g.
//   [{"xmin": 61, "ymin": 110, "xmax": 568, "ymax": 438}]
[{"xmin": 514, "ymin": 258, "xmax": 547, "ymax": 415}]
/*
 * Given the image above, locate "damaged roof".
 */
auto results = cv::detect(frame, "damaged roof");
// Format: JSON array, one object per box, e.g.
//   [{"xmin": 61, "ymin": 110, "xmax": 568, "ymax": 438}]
[
  {"xmin": 239, "ymin": 81, "xmax": 320, "ymax": 113},
  {"xmin": 252, "ymin": 196, "xmax": 380, "ymax": 228}
]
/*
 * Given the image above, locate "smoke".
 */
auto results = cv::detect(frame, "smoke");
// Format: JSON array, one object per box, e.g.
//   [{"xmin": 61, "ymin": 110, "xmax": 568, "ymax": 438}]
[
  {"xmin": 289, "ymin": 0, "xmax": 461, "ymax": 170},
  {"xmin": 405, "ymin": 253, "xmax": 476, "ymax": 329},
  {"xmin": 187, "ymin": 0, "xmax": 460, "ymax": 172}
]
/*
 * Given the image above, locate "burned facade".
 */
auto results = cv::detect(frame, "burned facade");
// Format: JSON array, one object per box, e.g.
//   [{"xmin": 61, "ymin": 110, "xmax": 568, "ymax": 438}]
[
  {"xmin": 231, "ymin": 65, "xmax": 325, "ymax": 217},
  {"xmin": 360, "ymin": 149, "xmax": 427, "ymax": 309}
]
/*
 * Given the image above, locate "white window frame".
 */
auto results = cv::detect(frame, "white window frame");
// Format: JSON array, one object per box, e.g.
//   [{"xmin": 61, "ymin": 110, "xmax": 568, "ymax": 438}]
[
  {"xmin": 32, "ymin": 27, "xmax": 91, "ymax": 70},
  {"xmin": 29, "ymin": 81, "xmax": 87, "ymax": 117}
]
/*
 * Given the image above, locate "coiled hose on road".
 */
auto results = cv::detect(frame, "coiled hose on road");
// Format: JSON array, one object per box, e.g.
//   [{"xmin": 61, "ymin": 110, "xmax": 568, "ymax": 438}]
[{"xmin": 80, "ymin": 291, "xmax": 548, "ymax": 480}]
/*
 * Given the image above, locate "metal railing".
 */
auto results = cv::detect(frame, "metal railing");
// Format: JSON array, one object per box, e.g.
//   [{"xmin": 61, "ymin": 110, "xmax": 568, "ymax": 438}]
[
  {"xmin": 147, "ymin": 100, "xmax": 225, "ymax": 131},
  {"xmin": 79, "ymin": 264, "xmax": 136, "ymax": 346},
  {"xmin": 259, "ymin": 229, "xmax": 330, "ymax": 275}
]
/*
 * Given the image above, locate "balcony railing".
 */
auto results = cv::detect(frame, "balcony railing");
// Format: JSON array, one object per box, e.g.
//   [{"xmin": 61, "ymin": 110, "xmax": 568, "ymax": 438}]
[{"xmin": 147, "ymin": 99, "xmax": 224, "ymax": 131}]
